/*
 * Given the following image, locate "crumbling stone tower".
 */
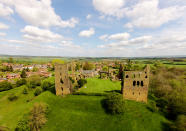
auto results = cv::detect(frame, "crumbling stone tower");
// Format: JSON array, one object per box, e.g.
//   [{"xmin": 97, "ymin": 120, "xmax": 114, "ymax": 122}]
[
  {"xmin": 55, "ymin": 64, "xmax": 72, "ymax": 96},
  {"xmin": 122, "ymin": 65, "xmax": 150, "ymax": 103}
]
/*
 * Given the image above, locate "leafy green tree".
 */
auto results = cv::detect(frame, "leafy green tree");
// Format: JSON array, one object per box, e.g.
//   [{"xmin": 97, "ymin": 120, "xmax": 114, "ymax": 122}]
[
  {"xmin": 83, "ymin": 62, "xmax": 94, "ymax": 70},
  {"xmin": 29, "ymin": 103, "xmax": 48, "ymax": 131},
  {"xmin": 104, "ymin": 93, "xmax": 125, "ymax": 114},
  {"xmin": 77, "ymin": 79, "xmax": 87, "ymax": 88},
  {"xmin": 75, "ymin": 63, "xmax": 81, "ymax": 71},
  {"xmin": 16, "ymin": 79, "xmax": 27, "ymax": 87},
  {"xmin": 34, "ymin": 87, "xmax": 42, "ymax": 96},
  {"xmin": 117, "ymin": 64, "xmax": 124, "ymax": 80},
  {"xmin": 9, "ymin": 57, "xmax": 14, "ymax": 63},
  {"xmin": 21, "ymin": 69, "xmax": 27, "ymax": 78},
  {"xmin": 27, "ymin": 75, "xmax": 41, "ymax": 88},
  {"xmin": 0, "ymin": 81, "xmax": 13, "ymax": 92}
]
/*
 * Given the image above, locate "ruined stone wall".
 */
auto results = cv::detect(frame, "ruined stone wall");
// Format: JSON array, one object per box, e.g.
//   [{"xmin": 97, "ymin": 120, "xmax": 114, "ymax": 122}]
[
  {"xmin": 55, "ymin": 64, "xmax": 72, "ymax": 96},
  {"xmin": 122, "ymin": 65, "xmax": 150, "ymax": 102}
]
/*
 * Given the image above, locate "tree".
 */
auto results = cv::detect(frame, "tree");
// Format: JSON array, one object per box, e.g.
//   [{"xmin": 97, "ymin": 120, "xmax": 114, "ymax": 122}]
[
  {"xmin": 9, "ymin": 57, "xmax": 14, "ymax": 63},
  {"xmin": 29, "ymin": 103, "xmax": 48, "ymax": 131},
  {"xmin": 117, "ymin": 64, "xmax": 124, "ymax": 80},
  {"xmin": 16, "ymin": 79, "xmax": 27, "ymax": 87},
  {"xmin": 0, "ymin": 81, "xmax": 13, "ymax": 92},
  {"xmin": 75, "ymin": 63, "xmax": 81, "ymax": 71},
  {"xmin": 83, "ymin": 62, "xmax": 94, "ymax": 70},
  {"xmin": 124, "ymin": 59, "xmax": 132, "ymax": 71},
  {"xmin": 34, "ymin": 87, "xmax": 42, "ymax": 96},
  {"xmin": 77, "ymin": 79, "xmax": 87, "ymax": 88},
  {"xmin": 27, "ymin": 75, "xmax": 41, "ymax": 88},
  {"xmin": 104, "ymin": 93, "xmax": 125, "ymax": 114},
  {"xmin": 21, "ymin": 69, "xmax": 27, "ymax": 78}
]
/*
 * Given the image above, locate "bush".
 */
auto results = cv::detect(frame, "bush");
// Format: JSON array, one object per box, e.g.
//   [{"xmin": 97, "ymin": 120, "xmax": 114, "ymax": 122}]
[
  {"xmin": 0, "ymin": 81, "xmax": 13, "ymax": 92},
  {"xmin": 174, "ymin": 115, "xmax": 186, "ymax": 131},
  {"xmin": 15, "ymin": 115, "xmax": 30, "ymax": 131},
  {"xmin": 8, "ymin": 93, "xmax": 18, "ymax": 101},
  {"xmin": 29, "ymin": 102, "xmax": 48, "ymax": 131},
  {"xmin": 20, "ymin": 69, "xmax": 27, "ymax": 78},
  {"xmin": 22, "ymin": 86, "xmax": 28, "ymax": 94},
  {"xmin": 27, "ymin": 75, "xmax": 41, "ymax": 88},
  {"xmin": 34, "ymin": 87, "xmax": 42, "ymax": 96},
  {"xmin": 41, "ymin": 77, "xmax": 55, "ymax": 93},
  {"xmin": 16, "ymin": 79, "xmax": 27, "ymax": 87},
  {"xmin": 104, "ymin": 93, "xmax": 125, "ymax": 114},
  {"xmin": 77, "ymin": 79, "xmax": 87, "ymax": 88}
]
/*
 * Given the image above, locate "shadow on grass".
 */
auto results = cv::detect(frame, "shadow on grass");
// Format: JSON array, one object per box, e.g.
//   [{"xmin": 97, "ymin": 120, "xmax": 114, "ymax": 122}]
[
  {"xmin": 72, "ymin": 92, "xmax": 107, "ymax": 96},
  {"xmin": 100, "ymin": 98, "xmax": 111, "ymax": 114},
  {"xmin": 161, "ymin": 121, "xmax": 173, "ymax": 131},
  {"xmin": 104, "ymin": 90, "xmax": 121, "ymax": 94}
]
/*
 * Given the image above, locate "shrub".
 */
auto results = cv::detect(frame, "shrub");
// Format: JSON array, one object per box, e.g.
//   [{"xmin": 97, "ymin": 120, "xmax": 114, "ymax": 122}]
[
  {"xmin": 34, "ymin": 87, "xmax": 42, "ymax": 96},
  {"xmin": 41, "ymin": 77, "xmax": 55, "ymax": 93},
  {"xmin": 8, "ymin": 93, "xmax": 18, "ymax": 101},
  {"xmin": 27, "ymin": 75, "xmax": 41, "ymax": 88},
  {"xmin": 16, "ymin": 79, "xmax": 27, "ymax": 87},
  {"xmin": 29, "ymin": 103, "xmax": 48, "ymax": 131},
  {"xmin": 15, "ymin": 115, "xmax": 30, "ymax": 131},
  {"xmin": 77, "ymin": 79, "xmax": 87, "ymax": 88},
  {"xmin": 104, "ymin": 93, "xmax": 125, "ymax": 114},
  {"xmin": 0, "ymin": 81, "xmax": 13, "ymax": 92},
  {"xmin": 174, "ymin": 115, "xmax": 186, "ymax": 131},
  {"xmin": 22, "ymin": 86, "xmax": 28, "ymax": 94},
  {"xmin": 20, "ymin": 69, "xmax": 27, "ymax": 78}
]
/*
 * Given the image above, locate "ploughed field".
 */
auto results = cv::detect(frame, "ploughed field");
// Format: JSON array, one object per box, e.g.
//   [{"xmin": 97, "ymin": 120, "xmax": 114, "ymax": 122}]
[{"xmin": 0, "ymin": 78, "xmax": 169, "ymax": 131}]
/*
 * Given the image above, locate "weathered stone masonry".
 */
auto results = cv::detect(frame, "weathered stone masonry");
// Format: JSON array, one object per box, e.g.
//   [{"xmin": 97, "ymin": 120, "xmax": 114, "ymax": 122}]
[
  {"xmin": 122, "ymin": 65, "xmax": 150, "ymax": 102},
  {"xmin": 55, "ymin": 64, "xmax": 72, "ymax": 96}
]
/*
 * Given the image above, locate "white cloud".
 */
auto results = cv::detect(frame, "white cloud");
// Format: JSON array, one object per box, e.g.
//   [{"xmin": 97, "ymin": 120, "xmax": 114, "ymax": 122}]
[
  {"xmin": 86, "ymin": 14, "xmax": 92, "ymax": 19},
  {"xmin": 93, "ymin": 0, "xmax": 186, "ymax": 29},
  {"xmin": 108, "ymin": 32, "xmax": 130, "ymax": 41},
  {"xmin": 0, "ymin": 0, "xmax": 78, "ymax": 28},
  {"xmin": 99, "ymin": 32, "xmax": 130, "ymax": 41},
  {"xmin": 79, "ymin": 28, "xmax": 95, "ymax": 37},
  {"xmin": 0, "ymin": 3, "xmax": 13, "ymax": 18},
  {"xmin": 99, "ymin": 35, "xmax": 152, "ymax": 49},
  {"xmin": 93, "ymin": 0, "xmax": 126, "ymax": 18},
  {"xmin": 99, "ymin": 34, "xmax": 108, "ymax": 41},
  {"xmin": 21, "ymin": 25, "xmax": 63, "ymax": 43},
  {"xmin": 0, "ymin": 22, "xmax": 9, "ymax": 29},
  {"xmin": 124, "ymin": 0, "xmax": 186, "ymax": 28},
  {"xmin": 0, "ymin": 32, "xmax": 6, "ymax": 36}
]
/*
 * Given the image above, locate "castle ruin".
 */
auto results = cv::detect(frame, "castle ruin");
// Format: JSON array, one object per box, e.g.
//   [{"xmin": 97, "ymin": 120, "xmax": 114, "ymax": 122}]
[
  {"xmin": 55, "ymin": 64, "xmax": 72, "ymax": 96},
  {"xmin": 122, "ymin": 65, "xmax": 150, "ymax": 103}
]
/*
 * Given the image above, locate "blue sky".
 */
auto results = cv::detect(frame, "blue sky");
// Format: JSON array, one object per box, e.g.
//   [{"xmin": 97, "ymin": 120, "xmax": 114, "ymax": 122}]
[{"xmin": 0, "ymin": 0, "xmax": 186, "ymax": 57}]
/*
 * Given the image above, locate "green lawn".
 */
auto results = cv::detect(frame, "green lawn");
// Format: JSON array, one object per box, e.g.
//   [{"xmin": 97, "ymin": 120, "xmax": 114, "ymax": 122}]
[
  {"xmin": 77, "ymin": 78, "xmax": 121, "ymax": 94},
  {"xmin": 0, "ymin": 78, "xmax": 170, "ymax": 131}
]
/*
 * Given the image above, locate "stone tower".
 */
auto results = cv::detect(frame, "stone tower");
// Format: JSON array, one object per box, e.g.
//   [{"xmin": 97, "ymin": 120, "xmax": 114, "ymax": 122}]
[
  {"xmin": 122, "ymin": 65, "xmax": 150, "ymax": 103},
  {"xmin": 55, "ymin": 64, "xmax": 72, "ymax": 96}
]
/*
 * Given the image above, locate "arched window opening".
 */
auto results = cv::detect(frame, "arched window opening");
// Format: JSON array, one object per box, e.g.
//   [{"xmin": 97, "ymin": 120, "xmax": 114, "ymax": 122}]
[
  {"xmin": 145, "ymin": 75, "xmax": 148, "ymax": 78},
  {"xmin": 139, "ymin": 92, "xmax": 140, "ymax": 95},
  {"xmin": 133, "ymin": 74, "xmax": 135, "ymax": 78},
  {"xmin": 133, "ymin": 92, "xmax": 134, "ymax": 95},
  {"xmin": 137, "ymin": 81, "xmax": 140, "ymax": 86},
  {"xmin": 126, "ymin": 75, "xmax": 129, "ymax": 78},
  {"xmin": 133, "ymin": 81, "xmax": 136, "ymax": 86},
  {"xmin": 141, "ymin": 81, "xmax": 144, "ymax": 86},
  {"xmin": 60, "ymin": 78, "xmax": 64, "ymax": 84}
]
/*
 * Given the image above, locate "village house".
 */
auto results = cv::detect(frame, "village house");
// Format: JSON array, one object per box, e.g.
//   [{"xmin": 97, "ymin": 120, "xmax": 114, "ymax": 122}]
[
  {"xmin": 79, "ymin": 70, "xmax": 98, "ymax": 78},
  {"xmin": 6, "ymin": 73, "xmax": 20, "ymax": 79}
]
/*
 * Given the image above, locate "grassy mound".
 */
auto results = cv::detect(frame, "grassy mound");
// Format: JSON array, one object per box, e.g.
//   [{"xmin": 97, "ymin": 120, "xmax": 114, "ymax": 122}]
[{"xmin": 0, "ymin": 78, "xmax": 170, "ymax": 131}]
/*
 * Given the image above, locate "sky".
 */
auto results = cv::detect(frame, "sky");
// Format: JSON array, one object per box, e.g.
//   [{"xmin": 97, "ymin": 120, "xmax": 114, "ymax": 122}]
[{"xmin": 0, "ymin": 0, "xmax": 186, "ymax": 57}]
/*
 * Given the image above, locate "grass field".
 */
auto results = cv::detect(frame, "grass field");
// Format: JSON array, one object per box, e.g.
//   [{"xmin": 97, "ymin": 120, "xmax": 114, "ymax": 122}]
[{"xmin": 0, "ymin": 78, "xmax": 170, "ymax": 131}]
